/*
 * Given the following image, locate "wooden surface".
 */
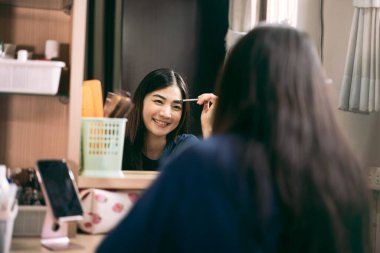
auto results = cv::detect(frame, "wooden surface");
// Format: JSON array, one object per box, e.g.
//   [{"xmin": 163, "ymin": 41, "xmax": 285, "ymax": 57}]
[
  {"xmin": 67, "ymin": 0, "xmax": 87, "ymax": 177},
  {"xmin": 0, "ymin": 0, "xmax": 71, "ymax": 10},
  {"xmin": 11, "ymin": 234, "xmax": 104, "ymax": 253},
  {"xmin": 0, "ymin": 5, "xmax": 71, "ymax": 60},
  {"xmin": 78, "ymin": 171, "xmax": 159, "ymax": 190},
  {"xmin": 0, "ymin": 95, "xmax": 69, "ymax": 168}
]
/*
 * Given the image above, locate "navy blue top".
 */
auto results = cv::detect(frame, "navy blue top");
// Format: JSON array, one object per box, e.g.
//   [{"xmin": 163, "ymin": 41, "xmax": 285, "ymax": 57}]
[
  {"xmin": 142, "ymin": 134, "xmax": 199, "ymax": 171},
  {"xmin": 97, "ymin": 135, "xmax": 282, "ymax": 253}
]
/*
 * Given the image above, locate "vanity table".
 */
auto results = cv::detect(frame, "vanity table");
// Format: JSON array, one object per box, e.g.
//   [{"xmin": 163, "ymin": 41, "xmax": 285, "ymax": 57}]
[
  {"xmin": 10, "ymin": 234, "xmax": 104, "ymax": 253},
  {"xmin": 78, "ymin": 171, "xmax": 159, "ymax": 190},
  {"xmin": 8, "ymin": 171, "xmax": 159, "ymax": 253}
]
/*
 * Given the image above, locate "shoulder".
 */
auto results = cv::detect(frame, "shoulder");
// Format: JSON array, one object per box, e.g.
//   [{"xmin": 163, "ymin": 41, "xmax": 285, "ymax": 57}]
[
  {"xmin": 175, "ymin": 133, "xmax": 199, "ymax": 145},
  {"xmin": 161, "ymin": 134, "xmax": 199, "ymax": 160},
  {"xmin": 174, "ymin": 134, "xmax": 239, "ymax": 152},
  {"xmin": 165, "ymin": 134, "xmax": 199, "ymax": 151},
  {"xmin": 164, "ymin": 134, "xmax": 243, "ymax": 175},
  {"xmin": 188, "ymin": 134, "xmax": 242, "ymax": 156}
]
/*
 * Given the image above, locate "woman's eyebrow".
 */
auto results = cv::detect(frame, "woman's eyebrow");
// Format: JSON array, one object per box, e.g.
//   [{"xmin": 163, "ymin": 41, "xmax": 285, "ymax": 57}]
[
  {"xmin": 152, "ymin": 94, "xmax": 166, "ymax": 100},
  {"xmin": 153, "ymin": 94, "xmax": 182, "ymax": 104}
]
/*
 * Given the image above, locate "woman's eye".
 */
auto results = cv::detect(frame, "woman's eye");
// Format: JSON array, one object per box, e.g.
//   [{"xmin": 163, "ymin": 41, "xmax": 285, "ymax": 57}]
[
  {"xmin": 153, "ymin": 100, "xmax": 163, "ymax": 105},
  {"xmin": 173, "ymin": 105, "xmax": 182, "ymax": 111}
]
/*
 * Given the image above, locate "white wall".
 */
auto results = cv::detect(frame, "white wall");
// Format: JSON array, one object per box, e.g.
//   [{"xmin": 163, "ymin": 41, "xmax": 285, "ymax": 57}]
[
  {"xmin": 296, "ymin": 0, "xmax": 380, "ymax": 166},
  {"xmin": 324, "ymin": 0, "xmax": 380, "ymax": 166},
  {"xmin": 297, "ymin": 0, "xmax": 321, "ymax": 54}
]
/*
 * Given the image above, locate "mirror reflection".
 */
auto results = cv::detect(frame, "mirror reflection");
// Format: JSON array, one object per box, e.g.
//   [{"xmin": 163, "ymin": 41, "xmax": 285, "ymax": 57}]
[
  {"xmin": 83, "ymin": 0, "xmax": 371, "ymax": 174},
  {"xmin": 84, "ymin": 0, "xmax": 228, "ymax": 171},
  {"xmin": 121, "ymin": 69, "xmax": 217, "ymax": 171}
]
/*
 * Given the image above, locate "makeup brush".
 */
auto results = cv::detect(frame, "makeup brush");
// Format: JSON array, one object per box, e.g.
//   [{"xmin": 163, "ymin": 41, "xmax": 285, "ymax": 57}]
[
  {"xmin": 181, "ymin": 98, "xmax": 198, "ymax": 102},
  {"xmin": 181, "ymin": 98, "xmax": 212, "ymax": 108}
]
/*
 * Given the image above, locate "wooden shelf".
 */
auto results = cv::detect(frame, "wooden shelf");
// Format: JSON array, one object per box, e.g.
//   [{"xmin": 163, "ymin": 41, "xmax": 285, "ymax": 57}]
[
  {"xmin": 78, "ymin": 171, "xmax": 159, "ymax": 190},
  {"xmin": 0, "ymin": 0, "xmax": 72, "ymax": 12},
  {"xmin": 0, "ymin": 0, "xmax": 86, "ymax": 170}
]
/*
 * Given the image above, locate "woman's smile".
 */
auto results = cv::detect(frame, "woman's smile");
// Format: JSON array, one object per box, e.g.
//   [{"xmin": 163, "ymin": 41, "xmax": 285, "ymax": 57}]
[{"xmin": 152, "ymin": 118, "xmax": 170, "ymax": 128}]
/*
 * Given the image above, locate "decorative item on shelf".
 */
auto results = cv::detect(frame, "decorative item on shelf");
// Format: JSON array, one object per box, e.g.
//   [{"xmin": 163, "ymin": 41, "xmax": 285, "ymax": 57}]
[
  {"xmin": 82, "ymin": 80, "xmax": 104, "ymax": 118},
  {"xmin": 0, "ymin": 43, "xmax": 16, "ymax": 59},
  {"xmin": 10, "ymin": 168, "xmax": 44, "ymax": 206},
  {"xmin": 78, "ymin": 188, "xmax": 140, "ymax": 234},
  {"xmin": 45, "ymin": 40, "xmax": 60, "ymax": 60},
  {"xmin": 17, "ymin": 50, "xmax": 28, "ymax": 61},
  {"xmin": 10, "ymin": 168, "xmax": 47, "ymax": 237},
  {"xmin": 104, "ymin": 91, "xmax": 133, "ymax": 118}
]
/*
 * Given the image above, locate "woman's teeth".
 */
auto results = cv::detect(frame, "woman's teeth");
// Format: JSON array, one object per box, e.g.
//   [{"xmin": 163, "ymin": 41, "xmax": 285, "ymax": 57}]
[{"xmin": 153, "ymin": 119, "xmax": 169, "ymax": 127}]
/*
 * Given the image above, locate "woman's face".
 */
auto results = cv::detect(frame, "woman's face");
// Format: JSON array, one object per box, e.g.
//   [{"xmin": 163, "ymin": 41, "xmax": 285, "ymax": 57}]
[{"xmin": 142, "ymin": 84, "xmax": 183, "ymax": 139}]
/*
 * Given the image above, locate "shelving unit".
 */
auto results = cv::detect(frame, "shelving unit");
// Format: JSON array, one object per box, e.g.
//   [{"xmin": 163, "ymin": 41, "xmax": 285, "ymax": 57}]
[
  {"xmin": 0, "ymin": 1, "xmax": 155, "ymax": 192},
  {"xmin": 0, "ymin": 0, "xmax": 86, "ymax": 176},
  {"xmin": 0, "ymin": 0, "xmax": 86, "ymax": 238}
]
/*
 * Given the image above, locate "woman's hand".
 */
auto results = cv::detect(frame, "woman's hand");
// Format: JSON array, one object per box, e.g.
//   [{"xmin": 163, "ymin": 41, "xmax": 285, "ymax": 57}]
[{"xmin": 197, "ymin": 93, "xmax": 218, "ymax": 139}]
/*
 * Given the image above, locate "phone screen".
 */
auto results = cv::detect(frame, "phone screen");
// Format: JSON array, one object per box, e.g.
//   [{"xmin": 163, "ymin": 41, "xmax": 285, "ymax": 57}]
[{"xmin": 36, "ymin": 160, "xmax": 83, "ymax": 219}]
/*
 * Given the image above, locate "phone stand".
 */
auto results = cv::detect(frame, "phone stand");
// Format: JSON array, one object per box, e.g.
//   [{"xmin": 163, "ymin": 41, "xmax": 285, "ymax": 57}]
[{"xmin": 40, "ymin": 207, "xmax": 82, "ymax": 251}]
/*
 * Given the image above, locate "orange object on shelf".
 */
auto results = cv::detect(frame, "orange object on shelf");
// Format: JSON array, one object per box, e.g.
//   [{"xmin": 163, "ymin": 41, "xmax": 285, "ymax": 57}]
[{"xmin": 81, "ymin": 80, "xmax": 104, "ymax": 117}]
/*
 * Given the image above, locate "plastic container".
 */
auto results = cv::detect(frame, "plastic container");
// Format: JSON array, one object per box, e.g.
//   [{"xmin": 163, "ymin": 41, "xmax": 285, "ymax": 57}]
[
  {"xmin": 81, "ymin": 117, "xmax": 127, "ymax": 178},
  {"xmin": 13, "ymin": 206, "xmax": 46, "ymax": 237},
  {"xmin": 0, "ymin": 59, "xmax": 65, "ymax": 95},
  {"xmin": 0, "ymin": 204, "xmax": 18, "ymax": 253}
]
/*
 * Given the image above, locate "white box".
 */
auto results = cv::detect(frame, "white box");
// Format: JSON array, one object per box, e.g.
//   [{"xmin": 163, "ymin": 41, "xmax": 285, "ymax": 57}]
[
  {"xmin": 0, "ymin": 204, "xmax": 18, "ymax": 253},
  {"xmin": 0, "ymin": 59, "xmax": 65, "ymax": 95},
  {"xmin": 13, "ymin": 206, "xmax": 46, "ymax": 237}
]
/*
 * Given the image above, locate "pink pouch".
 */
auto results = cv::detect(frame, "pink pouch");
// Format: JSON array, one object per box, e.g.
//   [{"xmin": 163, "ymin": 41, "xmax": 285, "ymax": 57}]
[{"xmin": 78, "ymin": 188, "xmax": 141, "ymax": 234}]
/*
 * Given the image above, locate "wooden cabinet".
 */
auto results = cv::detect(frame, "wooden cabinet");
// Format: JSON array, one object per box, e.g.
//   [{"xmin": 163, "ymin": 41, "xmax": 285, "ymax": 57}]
[
  {"xmin": 0, "ymin": 0, "xmax": 87, "ymax": 177},
  {"xmin": 0, "ymin": 0, "xmax": 157, "ymax": 190}
]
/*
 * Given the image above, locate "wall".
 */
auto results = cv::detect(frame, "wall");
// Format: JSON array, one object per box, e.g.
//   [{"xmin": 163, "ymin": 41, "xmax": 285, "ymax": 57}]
[
  {"xmin": 121, "ymin": 0, "xmax": 228, "ymax": 135},
  {"xmin": 324, "ymin": 0, "xmax": 380, "ymax": 167},
  {"xmin": 297, "ymin": 0, "xmax": 380, "ymax": 167},
  {"xmin": 297, "ymin": 0, "xmax": 321, "ymax": 54}
]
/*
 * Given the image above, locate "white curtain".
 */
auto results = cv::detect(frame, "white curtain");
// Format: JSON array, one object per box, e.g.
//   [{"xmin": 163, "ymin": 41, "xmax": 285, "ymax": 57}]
[
  {"xmin": 225, "ymin": 0, "xmax": 257, "ymax": 52},
  {"xmin": 225, "ymin": 0, "xmax": 299, "ymax": 51},
  {"xmin": 266, "ymin": 0, "xmax": 298, "ymax": 26},
  {"xmin": 338, "ymin": 0, "xmax": 380, "ymax": 113}
]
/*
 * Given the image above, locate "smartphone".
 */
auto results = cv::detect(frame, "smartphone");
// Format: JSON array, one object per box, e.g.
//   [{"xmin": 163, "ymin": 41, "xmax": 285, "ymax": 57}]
[{"xmin": 36, "ymin": 160, "xmax": 83, "ymax": 222}]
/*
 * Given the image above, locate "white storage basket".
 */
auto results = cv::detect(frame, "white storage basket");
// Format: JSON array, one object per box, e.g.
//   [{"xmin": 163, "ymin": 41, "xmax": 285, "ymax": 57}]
[
  {"xmin": 81, "ymin": 117, "xmax": 127, "ymax": 177},
  {"xmin": 0, "ymin": 59, "xmax": 65, "ymax": 95}
]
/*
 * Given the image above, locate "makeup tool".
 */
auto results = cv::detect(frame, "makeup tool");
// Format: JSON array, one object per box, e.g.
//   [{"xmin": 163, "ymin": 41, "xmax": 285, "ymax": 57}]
[{"xmin": 181, "ymin": 98, "xmax": 198, "ymax": 102}]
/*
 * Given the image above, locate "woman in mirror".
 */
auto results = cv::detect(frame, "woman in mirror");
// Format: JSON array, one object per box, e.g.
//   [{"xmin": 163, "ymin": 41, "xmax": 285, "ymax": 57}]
[
  {"xmin": 122, "ymin": 68, "xmax": 217, "ymax": 171},
  {"xmin": 100, "ymin": 25, "xmax": 369, "ymax": 253}
]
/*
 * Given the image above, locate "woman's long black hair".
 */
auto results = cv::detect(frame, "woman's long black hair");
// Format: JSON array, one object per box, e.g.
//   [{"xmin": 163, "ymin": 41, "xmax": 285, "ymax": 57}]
[{"xmin": 213, "ymin": 25, "xmax": 369, "ymax": 253}]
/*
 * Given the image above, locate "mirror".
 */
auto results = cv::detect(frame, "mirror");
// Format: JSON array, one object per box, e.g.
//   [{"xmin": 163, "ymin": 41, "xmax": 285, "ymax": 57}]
[
  {"xmin": 85, "ymin": 0, "xmax": 228, "ymax": 171},
  {"xmin": 84, "ymin": 1, "xmax": 369, "ymax": 172},
  {"xmin": 86, "ymin": 0, "xmax": 228, "ymax": 132}
]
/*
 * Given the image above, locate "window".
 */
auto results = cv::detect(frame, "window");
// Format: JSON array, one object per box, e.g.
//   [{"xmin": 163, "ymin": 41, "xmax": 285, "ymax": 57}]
[{"xmin": 266, "ymin": 0, "xmax": 298, "ymax": 27}]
